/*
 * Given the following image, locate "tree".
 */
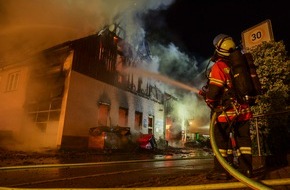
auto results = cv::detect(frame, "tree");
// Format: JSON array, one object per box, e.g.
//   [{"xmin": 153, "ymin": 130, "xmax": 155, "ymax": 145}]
[{"xmin": 248, "ymin": 41, "xmax": 290, "ymax": 166}]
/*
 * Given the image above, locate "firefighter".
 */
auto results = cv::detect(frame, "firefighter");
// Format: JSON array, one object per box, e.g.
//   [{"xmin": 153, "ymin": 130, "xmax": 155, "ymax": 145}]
[{"xmin": 200, "ymin": 34, "xmax": 253, "ymax": 180}]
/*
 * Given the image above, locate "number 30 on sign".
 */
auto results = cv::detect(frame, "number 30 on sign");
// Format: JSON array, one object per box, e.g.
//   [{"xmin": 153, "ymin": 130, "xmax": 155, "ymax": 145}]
[{"xmin": 241, "ymin": 19, "xmax": 274, "ymax": 50}]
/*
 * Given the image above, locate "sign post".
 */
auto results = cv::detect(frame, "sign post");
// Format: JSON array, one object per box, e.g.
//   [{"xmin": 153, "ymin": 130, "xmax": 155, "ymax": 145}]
[{"xmin": 241, "ymin": 19, "xmax": 274, "ymax": 51}]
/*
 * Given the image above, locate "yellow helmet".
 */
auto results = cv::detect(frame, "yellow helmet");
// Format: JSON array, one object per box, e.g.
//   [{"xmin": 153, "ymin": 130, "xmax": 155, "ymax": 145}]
[{"xmin": 213, "ymin": 34, "xmax": 236, "ymax": 57}]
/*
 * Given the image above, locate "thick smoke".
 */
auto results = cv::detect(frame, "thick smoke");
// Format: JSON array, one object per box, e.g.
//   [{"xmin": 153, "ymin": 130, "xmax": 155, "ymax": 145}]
[
  {"xmin": 0, "ymin": 0, "xmax": 174, "ymax": 64},
  {"xmin": 150, "ymin": 43, "xmax": 199, "ymax": 84},
  {"xmin": 148, "ymin": 42, "xmax": 211, "ymax": 136},
  {"xmin": 0, "ymin": 0, "xmax": 181, "ymax": 150},
  {"xmin": 0, "ymin": 0, "xmax": 211, "ymax": 151}
]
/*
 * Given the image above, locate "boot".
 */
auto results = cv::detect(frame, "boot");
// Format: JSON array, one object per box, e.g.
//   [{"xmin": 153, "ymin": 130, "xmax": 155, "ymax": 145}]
[
  {"xmin": 238, "ymin": 169, "xmax": 253, "ymax": 178},
  {"xmin": 206, "ymin": 170, "xmax": 232, "ymax": 180}
]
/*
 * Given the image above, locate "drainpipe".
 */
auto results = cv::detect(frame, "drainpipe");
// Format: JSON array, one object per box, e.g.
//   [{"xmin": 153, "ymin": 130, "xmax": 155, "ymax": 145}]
[{"xmin": 255, "ymin": 117, "xmax": 261, "ymax": 156}]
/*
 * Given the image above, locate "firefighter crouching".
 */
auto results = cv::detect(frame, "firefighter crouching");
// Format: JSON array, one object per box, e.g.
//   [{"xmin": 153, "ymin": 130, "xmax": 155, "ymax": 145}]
[{"xmin": 199, "ymin": 34, "xmax": 253, "ymax": 180}]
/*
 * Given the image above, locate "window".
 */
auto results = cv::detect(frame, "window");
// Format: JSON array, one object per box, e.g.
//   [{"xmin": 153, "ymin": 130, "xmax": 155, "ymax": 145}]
[
  {"xmin": 148, "ymin": 115, "xmax": 154, "ymax": 134},
  {"xmin": 98, "ymin": 103, "xmax": 110, "ymax": 126},
  {"xmin": 116, "ymin": 54, "xmax": 125, "ymax": 83},
  {"xmin": 27, "ymin": 101, "xmax": 61, "ymax": 133},
  {"xmin": 118, "ymin": 107, "xmax": 128, "ymax": 127},
  {"xmin": 6, "ymin": 71, "xmax": 20, "ymax": 92},
  {"xmin": 134, "ymin": 111, "xmax": 142, "ymax": 130}
]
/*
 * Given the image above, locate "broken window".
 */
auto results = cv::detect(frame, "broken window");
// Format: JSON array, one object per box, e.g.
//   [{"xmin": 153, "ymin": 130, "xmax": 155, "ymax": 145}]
[
  {"xmin": 97, "ymin": 103, "xmax": 110, "ymax": 126},
  {"xmin": 118, "ymin": 107, "xmax": 128, "ymax": 127},
  {"xmin": 134, "ymin": 111, "xmax": 142, "ymax": 130}
]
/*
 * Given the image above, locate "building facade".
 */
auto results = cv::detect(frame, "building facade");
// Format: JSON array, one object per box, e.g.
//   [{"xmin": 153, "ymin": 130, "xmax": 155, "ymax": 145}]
[{"xmin": 0, "ymin": 24, "xmax": 170, "ymax": 150}]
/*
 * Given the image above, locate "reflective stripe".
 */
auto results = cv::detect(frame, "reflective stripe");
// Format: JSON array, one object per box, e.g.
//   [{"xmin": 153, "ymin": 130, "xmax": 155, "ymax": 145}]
[
  {"xmin": 217, "ymin": 108, "xmax": 252, "ymax": 122},
  {"xmin": 220, "ymin": 111, "xmax": 237, "ymax": 117},
  {"xmin": 236, "ymin": 149, "xmax": 241, "ymax": 156},
  {"xmin": 228, "ymin": 149, "xmax": 241, "ymax": 156},
  {"xmin": 213, "ymin": 153, "xmax": 226, "ymax": 157},
  {"xmin": 239, "ymin": 147, "xmax": 252, "ymax": 155},
  {"xmin": 209, "ymin": 78, "xmax": 224, "ymax": 87},
  {"xmin": 218, "ymin": 149, "xmax": 228, "ymax": 157}
]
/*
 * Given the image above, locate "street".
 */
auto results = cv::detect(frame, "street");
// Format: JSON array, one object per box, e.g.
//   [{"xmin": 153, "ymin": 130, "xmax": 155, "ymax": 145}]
[{"xmin": 0, "ymin": 157, "xmax": 213, "ymax": 188}]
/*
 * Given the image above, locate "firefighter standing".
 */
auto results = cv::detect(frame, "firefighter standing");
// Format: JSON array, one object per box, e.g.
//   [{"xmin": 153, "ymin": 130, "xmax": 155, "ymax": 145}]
[{"xmin": 200, "ymin": 34, "xmax": 253, "ymax": 180}]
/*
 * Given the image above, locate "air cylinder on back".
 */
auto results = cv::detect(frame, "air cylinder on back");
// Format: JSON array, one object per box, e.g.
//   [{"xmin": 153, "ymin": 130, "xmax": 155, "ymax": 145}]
[{"xmin": 229, "ymin": 50, "xmax": 261, "ymax": 104}]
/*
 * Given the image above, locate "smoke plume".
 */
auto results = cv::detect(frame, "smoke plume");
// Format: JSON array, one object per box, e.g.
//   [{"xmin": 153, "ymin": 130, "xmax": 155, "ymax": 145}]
[
  {"xmin": 0, "ymin": 0, "xmax": 211, "ymax": 151},
  {"xmin": 0, "ymin": 0, "xmax": 174, "ymax": 64}
]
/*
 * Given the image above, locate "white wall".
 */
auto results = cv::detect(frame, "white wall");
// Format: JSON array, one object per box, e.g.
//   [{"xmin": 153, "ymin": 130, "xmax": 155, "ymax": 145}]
[
  {"xmin": 63, "ymin": 71, "xmax": 165, "ymax": 139},
  {"xmin": 0, "ymin": 65, "xmax": 29, "ymax": 132}
]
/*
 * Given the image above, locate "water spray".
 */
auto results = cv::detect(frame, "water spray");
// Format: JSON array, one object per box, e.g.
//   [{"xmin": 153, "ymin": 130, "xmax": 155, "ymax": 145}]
[{"xmin": 122, "ymin": 67, "xmax": 200, "ymax": 94}]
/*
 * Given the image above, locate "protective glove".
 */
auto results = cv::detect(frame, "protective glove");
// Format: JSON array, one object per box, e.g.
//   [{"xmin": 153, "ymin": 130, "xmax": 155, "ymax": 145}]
[{"xmin": 198, "ymin": 85, "xmax": 208, "ymax": 100}]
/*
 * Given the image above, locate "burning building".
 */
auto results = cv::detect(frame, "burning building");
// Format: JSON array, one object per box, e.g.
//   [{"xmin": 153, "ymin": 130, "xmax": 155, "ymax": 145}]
[{"xmin": 0, "ymin": 24, "xmax": 173, "ymax": 150}]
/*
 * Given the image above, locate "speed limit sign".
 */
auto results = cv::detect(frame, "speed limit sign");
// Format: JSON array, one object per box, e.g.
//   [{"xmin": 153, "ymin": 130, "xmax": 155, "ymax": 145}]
[{"xmin": 241, "ymin": 19, "xmax": 274, "ymax": 51}]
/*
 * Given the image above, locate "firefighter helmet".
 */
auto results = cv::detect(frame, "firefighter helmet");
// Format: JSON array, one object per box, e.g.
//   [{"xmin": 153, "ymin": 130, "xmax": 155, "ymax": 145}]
[{"xmin": 213, "ymin": 34, "xmax": 236, "ymax": 57}]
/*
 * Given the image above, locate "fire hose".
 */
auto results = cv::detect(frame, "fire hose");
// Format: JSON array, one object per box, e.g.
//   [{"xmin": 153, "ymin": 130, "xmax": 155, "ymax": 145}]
[{"xmin": 210, "ymin": 111, "xmax": 273, "ymax": 190}]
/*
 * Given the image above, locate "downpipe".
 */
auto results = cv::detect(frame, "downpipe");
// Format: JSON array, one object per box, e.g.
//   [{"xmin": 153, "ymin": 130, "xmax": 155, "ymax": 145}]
[{"xmin": 210, "ymin": 111, "xmax": 273, "ymax": 190}]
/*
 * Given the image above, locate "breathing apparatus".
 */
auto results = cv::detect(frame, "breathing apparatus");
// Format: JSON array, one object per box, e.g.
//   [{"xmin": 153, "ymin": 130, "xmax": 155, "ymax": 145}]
[{"xmin": 202, "ymin": 33, "xmax": 261, "ymax": 106}]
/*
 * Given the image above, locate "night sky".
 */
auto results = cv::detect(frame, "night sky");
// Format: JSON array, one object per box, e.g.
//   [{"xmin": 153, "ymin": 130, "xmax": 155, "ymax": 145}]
[{"xmin": 146, "ymin": 0, "xmax": 290, "ymax": 59}]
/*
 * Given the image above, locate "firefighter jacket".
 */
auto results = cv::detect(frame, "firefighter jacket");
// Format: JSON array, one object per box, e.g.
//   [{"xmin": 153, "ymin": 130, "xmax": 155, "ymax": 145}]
[{"xmin": 206, "ymin": 58, "xmax": 252, "ymax": 122}]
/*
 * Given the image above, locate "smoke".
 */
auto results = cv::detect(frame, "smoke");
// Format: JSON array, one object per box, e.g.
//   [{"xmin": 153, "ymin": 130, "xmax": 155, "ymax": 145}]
[
  {"xmin": 150, "ymin": 43, "xmax": 199, "ymax": 84},
  {"xmin": 0, "ymin": 0, "xmax": 212, "ymax": 151},
  {"xmin": 113, "ymin": 0, "xmax": 175, "ymax": 51},
  {"xmin": 175, "ymin": 94, "xmax": 210, "ymax": 130},
  {"xmin": 147, "ymin": 42, "xmax": 211, "ymax": 135},
  {"xmin": 0, "ymin": 0, "xmax": 174, "ymax": 64}
]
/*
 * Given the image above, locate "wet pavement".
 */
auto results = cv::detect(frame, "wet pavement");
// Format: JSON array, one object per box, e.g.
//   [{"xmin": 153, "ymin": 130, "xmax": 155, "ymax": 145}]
[
  {"xmin": 0, "ymin": 147, "xmax": 289, "ymax": 189},
  {"xmin": 0, "ymin": 147, "xmax": 212, "ymax": 167}
]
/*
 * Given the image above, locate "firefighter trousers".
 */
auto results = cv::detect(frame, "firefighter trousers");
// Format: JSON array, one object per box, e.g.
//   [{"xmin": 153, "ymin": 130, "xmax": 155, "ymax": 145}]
[{"xmin": 213, "ymin": 120, "xmax": 252, "ymax": 175}]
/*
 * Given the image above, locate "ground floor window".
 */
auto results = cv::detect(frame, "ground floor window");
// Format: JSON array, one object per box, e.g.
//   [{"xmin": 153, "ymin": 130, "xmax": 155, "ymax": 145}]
[
  {"xmin": 148, "ymin": 115, "xmax": 154, "ymax": 134},
  {"xmin": 97, "ymin": 103, "xmax": 110, "ymax": 126},
  {"xmin": 134, "ymin": 111, "xmax": 142, "ymax": 130},
  {"xmin": 118, "ymin": 107, "xmax": 128, "ymax": 127}
]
